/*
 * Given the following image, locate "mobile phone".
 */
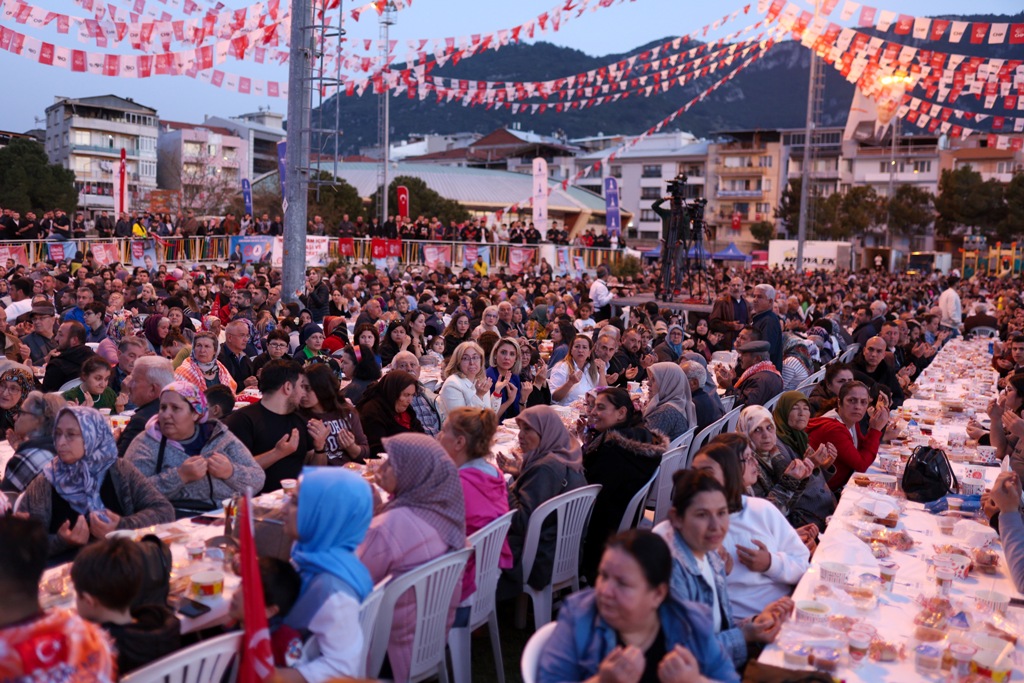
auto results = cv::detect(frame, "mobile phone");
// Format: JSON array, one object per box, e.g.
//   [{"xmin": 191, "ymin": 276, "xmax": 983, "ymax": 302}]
[
  {"xmin": 177, "ymin": 597, "xmax": 212, "ymax": 618},
  {"xmin": 190, "ymin": 515, "xmax": 221, "ymax": 526}
]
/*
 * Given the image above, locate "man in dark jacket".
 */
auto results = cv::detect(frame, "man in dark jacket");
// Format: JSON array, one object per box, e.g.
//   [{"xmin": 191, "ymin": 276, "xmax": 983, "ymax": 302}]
[
  {"xmin": 851, "ymin": 336, "xmax": 904, "ymax": 408},
  {"xmin": 751, "ymin": 284, "xmax": 783, "ymax": 372},
  {"xmin": 42, "ymin": 321, "xmax": 96, "ymax": 392},
  {"xmin": 714, "ymin": 341, "xmax": 783, "ymax": 407},
  {"xmin": 219, "ymin": 320, "xmax": 257, "ymax": 388},
  {"xmin": 116, "ymin": 357, "xmax": 173, "ymax": 458},
  {"xmin": 709, "ymin": 277, "xmax": 750, "ymax": 350},
  {"xmin": 682, "ymin": 360, "xmax": 725, "ymax": 432}
]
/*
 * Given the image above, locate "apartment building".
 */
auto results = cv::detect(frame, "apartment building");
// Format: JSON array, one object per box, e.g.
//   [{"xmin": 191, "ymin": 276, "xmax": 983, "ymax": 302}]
[
  {"xmin": 204, "ymin": 110, "xmax": 286, "ymax": 180},
  {"xmin": 705, "ymin": 130, "xmax": 784, "ymax": 250},
  {"xmin": 157, "ymin": 120, "xmax": 249, "ymax": 213},
  {"xmin": 44, "ymin": 94, "xmax": 158, "ymax": 216}
]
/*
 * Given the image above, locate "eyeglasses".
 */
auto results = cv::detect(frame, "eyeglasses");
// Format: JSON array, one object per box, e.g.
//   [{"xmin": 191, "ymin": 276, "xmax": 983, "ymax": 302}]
[{"xmin": 268, "ymin": 342, "xmax": 289, "ymax": 349}]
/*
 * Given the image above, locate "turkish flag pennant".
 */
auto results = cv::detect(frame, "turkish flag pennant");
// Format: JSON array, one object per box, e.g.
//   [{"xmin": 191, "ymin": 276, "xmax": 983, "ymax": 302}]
[{"xmin": 237, "ymin": 494, "xmax": 273, "ymax": 683}]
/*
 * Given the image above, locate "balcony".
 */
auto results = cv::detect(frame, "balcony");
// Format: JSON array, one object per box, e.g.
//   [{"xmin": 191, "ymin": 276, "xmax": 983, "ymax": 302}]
[
  {"xmin": 717, "ymin": 189, "xmax": 765, "ymax": 198},
  {"xmin": 71, "ymin": 144, "xmax": 138, "ymax": 157},
  {"xmin": 716, "ymin": 163, "xmax": 769, "ymax": 175}
]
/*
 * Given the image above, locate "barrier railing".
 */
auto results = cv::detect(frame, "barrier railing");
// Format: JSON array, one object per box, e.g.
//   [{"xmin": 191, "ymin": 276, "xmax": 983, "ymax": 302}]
[{"xmin": 0, "ymin": 236, "xmax": 629, "ymax": 272}]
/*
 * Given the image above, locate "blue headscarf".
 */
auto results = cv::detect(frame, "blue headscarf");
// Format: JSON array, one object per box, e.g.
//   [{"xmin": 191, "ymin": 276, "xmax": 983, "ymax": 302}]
[
  {"xmin": 290, "ymin": 467, "xmax": 373, "ymax": 600},
  {"xmin": 43, "ymin": 405, "xmax": 119, "ymax": 516},
  {"xmin": 666, "ymin": 324, "xmax": 684, "ymax": 358}
]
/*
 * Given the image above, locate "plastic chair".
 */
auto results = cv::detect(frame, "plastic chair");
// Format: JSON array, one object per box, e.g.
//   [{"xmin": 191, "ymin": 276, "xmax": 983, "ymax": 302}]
[
  {"xmin": 366, "ymin": 547, "xmax": 472, "ymax": 683},
  {"xmin": 686, "ymin": 410, "xmax": 733, "ymax": 468},
  {"xmin": 618, "ymin": 467, "xmax": 660, "ymax": 532},
  {"xmin": 719, "ymin": 394, "xmax": 736, "ymax": 412},
  {"xmin": 838, "ymin": 344, "xmax": 860, "ymax": 364},
  {"xmin": 518, "ymin": 484, "xmax": 602, "ymax": 630},
  {"xmin": 520, "ymin": 622, "xmax": 558, "ymax": 683},
  {"xmin": 723, "ymin": 405, "xmax": 744, "ymax": 433},
  {"xmin": 794, "ymin": 381, "xmax": 817, "ymax": 398},
  {"xmin": 970, "ymin": 326, "xmax": 999, "ymax": 339},
  {"xmin": 762, "ymin": 392, "xmax": 784, "ymax": 414},
  {"xmin": 119, "ymin": 631, "xmax": 241, "ymax": 683},
  {"xmin": 58, "ymin": 378, "xmax": 82, "ymax": 394},
  {"xmin": 650, "ymin": 434, "xmax": 693, "ymax": 525},
  {"xmin": 448, "ymin": 511, "xmax": 515, "ymax": 683}
]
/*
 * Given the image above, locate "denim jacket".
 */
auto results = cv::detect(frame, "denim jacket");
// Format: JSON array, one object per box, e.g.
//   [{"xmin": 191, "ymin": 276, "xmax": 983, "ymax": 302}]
[
  {"xmin": 654, "ymin": 520, "xmax": 747, "ymax": 669},
  {"xmin": 537, "ymin": 589, "xmax": 739, "ymax": 683}
]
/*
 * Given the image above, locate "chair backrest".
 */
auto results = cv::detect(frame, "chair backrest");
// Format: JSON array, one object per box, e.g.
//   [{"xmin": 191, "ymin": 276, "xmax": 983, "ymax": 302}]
[
  {"xmin": 761, "ymin": 392, "xmax": 784, "ymax": 414},
  {"xmin": 58, "ymin": 378, "xmax": 82, "ymax": 394},
  {"xmin": 723, "ymin": 405, "xmax": 744, "ymax": 433},
  {"xmin": 719, "ymin": 394, "xmax": 736, "ymax": 412},
  {"xmin": 651, "ymin": 439, "xmax": 691, "ymax": 525},
  {"xmin": 618, "ymin": 466, "xmax": 659, "ymax": 532},
  {"xmin": 520, "ymin": 622, "xmax": 558, "ymax": 683},
  {"xmin": 794, "ymin": 381, "xmax": 817, "ymax": 398},
  {"xmin": 119, "ymin": 631, "xmax": 241, "ymax": 683},
  {"xmin": 686, "ymin": 410, "xmax": 733, "ymax": 468},
  {"xmin": 838, "ymin": 344, "xmax": 860, "ymax": 364},
  {"xmin": 366, "ymin": 547, "xmax": 472, "ymax": 682},
  {"xmin": 466, "ymin": 510, "xmax": 516, "ymax": 627},
  {"xmin": 520, "ymin": 484, "xmax": 602, "ymax": 591},
  {"xmin": 806, "ymin": 368, "xmax": 826, "ymax": 385},
  {"xmin": 303, "ymin": 576, "xmax": 389, "ymax": 677},
  {"xmin": 666, "ymin": 428, "xmax": 693, "ymax": 451},
  {"xmin": 970, "ymin": 326, "xmax": 999, "ymax": 339}
]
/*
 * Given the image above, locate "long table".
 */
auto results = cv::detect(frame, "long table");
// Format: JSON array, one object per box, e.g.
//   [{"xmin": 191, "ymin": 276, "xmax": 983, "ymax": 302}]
[{"xmin": 758, "ymin": 339, "xmax": 1024, "ymax": 679}]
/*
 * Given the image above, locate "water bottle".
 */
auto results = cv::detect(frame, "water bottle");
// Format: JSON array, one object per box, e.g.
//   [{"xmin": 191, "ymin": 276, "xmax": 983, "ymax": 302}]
[{"xmin": 907, "ymin": 419, "xmax": 920, "ymax": 439}]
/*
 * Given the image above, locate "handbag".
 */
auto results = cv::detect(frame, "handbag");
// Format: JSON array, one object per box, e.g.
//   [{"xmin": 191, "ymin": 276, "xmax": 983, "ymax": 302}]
[{"xmin": 901, "ymin": 445, "xmax": 959, "ymax": 503}]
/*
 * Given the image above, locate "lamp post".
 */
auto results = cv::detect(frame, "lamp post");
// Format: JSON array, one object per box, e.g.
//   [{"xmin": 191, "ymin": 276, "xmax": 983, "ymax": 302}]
[{"xmin": 880, "ymin": 72, "xmax": 912, "ymax": 249}]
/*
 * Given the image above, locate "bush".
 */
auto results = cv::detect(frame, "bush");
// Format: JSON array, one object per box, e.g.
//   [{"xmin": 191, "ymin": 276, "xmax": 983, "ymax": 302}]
[{"xmin": 611, "ymin": 256, "xmax": 642, "ymax": 279}]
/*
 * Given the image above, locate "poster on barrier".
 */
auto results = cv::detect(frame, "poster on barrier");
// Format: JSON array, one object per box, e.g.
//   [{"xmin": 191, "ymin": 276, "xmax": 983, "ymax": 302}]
[
  {"xmin": 271, "ymin": 236, "xmax": 331, "ymax": 268},
  {"xmin": 91, "ymin": 242, "xmax": 121, "ymax": 266},
  {"xmin": 0, "ymin": 244, "xmax": 29, "ymax": 267},
  {"xmin": 509, "ymin": 247, "xmax": 536, "ymax": 275},
  {"xmin": 463, "ymin": 245, "xmax": 490, "ymax": 270},
  {"xmin": 338, "ymin": 238, "xmax": 355, "ymax": 258},
  {"xmin": 130, "ymin": 239, "xmax": 160, "ymax": 269},
  {"xmin": 47, "ymin": 242, "xmax": 78, "ymax": 263},
  {"xmin": 370, "ymin": 238, "xmax": 402, "ymax": 270},
  {"xmin": 556, "ymin": 247, "xmax": 571, "ymax": 275},
  {"xmin": 423, "ymin": 244, "xmax": 452, "ymax": 271},
  {"xmin": 228, "ymin": 236, "xmax": 274, "ymax": 265}
]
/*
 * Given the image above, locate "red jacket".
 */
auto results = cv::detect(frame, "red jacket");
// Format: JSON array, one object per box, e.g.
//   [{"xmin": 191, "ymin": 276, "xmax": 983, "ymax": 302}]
[{"xmin": 806, "ymin": 416, "xmax": 882, "ymax": 491}]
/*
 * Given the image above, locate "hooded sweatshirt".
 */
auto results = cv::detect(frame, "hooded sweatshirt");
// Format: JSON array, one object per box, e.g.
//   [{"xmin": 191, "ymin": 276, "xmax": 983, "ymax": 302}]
[
  {"xmin": 103, "ymin": 605, "xmax": 181, "ymax": 675},
  {"xmin": 458, "ymin": 462, "xmax": 513, "ymax": 600}
]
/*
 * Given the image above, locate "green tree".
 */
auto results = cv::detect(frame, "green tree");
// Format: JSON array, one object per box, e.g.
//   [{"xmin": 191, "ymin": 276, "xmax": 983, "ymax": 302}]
[
  {"xmin": 0, "ymin": 139, "xmax": 77, "ymax": 213},
  {"xmin": 886, "ymin": 184, "xmax": 934, "ymax": 236},
  {"xmin": 774, "ymin": 178, "xmax": 802, "ymax": 235},
  {"xmin": 935, "ymin": 165, "xmax": 1006, "ymax": 237},
  {"xmin": 1002, "ymin": 172, "xmax": 1024, "ymax": 241},
  {"xmin": 308, "ymin": 172, "xmax": 365, "ymax": 233},
  {"xmin": 749, "ymin": 220, "xmax": 776, "ymax": 248},
  {"xmin": 369, "ymin": 176, "xmax": 470, "ymax": 227},
  {"xmin": 817, "ymin": 186, "xmax": 881, "ymax": 240}
]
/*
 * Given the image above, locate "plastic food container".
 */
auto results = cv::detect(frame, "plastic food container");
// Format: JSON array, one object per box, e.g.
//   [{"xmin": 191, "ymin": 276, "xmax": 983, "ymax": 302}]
[
  {"xmin": 794, "ymin": 600, "xmax": 830, "ymax": 625},
  {"xmin": 190, "ymin": 571, "xmax": 225, "ymax": 600},
  {"xmin": 914, "ymin": 644, "xmax": 942, "ymax": 675}
]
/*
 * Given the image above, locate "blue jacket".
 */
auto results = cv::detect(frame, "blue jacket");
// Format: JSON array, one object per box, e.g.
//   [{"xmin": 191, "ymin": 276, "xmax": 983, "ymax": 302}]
[
  {"xmin": 654, "ymin": 521, "xmax": 746, "ymax": 669},
  {"xmin": 537, "ymin": 589, "xmax": 739, "ymax": 683}
]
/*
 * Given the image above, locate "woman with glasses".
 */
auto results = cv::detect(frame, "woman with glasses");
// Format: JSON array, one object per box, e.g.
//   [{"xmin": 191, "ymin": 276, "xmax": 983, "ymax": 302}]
[
  {"xmin": 1, "ymin": 391, "xmax": 66, "ymax": 495},
  {"xmin": 253, "ymin": 329, "xmax": 292, "ymax": 378},
  {"xmin": 0, "ymin": 362, "xmax": 35, "ymax": 437},
  {"xmin": 439, "ymin": 342, "xmax": 501, "ymax": 414},
  {"xmin": 654, "ymin": 324, "xmax": 686, "ymax": 363}
]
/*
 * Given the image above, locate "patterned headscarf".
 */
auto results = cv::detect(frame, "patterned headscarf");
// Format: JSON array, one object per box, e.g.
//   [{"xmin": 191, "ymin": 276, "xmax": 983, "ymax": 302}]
[
  {"xmin": 43, "ymin": 405, "xmax": 118, "ymax": 516},
  {"xmin": 0, "ymin": 363, "xmax": 36, "ymax": 430},
  {"xmin": 515, "ymin": 405, "xmax": 583, "ymax": 472},
  {"xmin": 381, "ymin": 433, "xmax": 466, "ymax": 552},
  {"xmin": 105, "ymin": 314, "xmax": 131, "ymax": 345},
  {"xmin": 291, "ymin": 467, "xmax": 373, "ymax": 599},
  {"xmin": 161, "ymin": 380, "xmax": 209, "ymax": 424}
]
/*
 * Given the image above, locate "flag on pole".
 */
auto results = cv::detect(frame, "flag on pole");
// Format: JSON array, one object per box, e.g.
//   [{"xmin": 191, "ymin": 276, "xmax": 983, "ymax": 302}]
[
  {"xmin": 532, "ymin": 157, "xmax": 548, "ymax": 238},
  {"xmin": 238, "ymin": 493, "xmax": 274, "ymax": 682},
  {"xmin": 396, "ymin": 185, "xmax": 409, "ymax": 220}
]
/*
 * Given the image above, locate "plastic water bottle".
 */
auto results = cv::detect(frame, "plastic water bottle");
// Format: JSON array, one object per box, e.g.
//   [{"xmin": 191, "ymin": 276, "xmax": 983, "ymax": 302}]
[{"xmin": 907, "ymin": 419, "xmax": 920, "ymax": 439}]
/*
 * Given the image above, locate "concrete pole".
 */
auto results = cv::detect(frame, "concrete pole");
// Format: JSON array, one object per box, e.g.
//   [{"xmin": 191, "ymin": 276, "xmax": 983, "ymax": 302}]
[
  {"xmin": 283, "ymin": 0, "xmax": 310, "ymax": 304},
  {"xmin": 795, "ymin": 51, "xmax": 819, "ymax": 273}
]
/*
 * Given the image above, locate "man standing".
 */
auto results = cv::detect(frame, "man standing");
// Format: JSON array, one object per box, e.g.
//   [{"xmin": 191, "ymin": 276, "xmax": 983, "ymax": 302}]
[
  {"xmin": 42, "ymin": 321, "xmax": 96, "ymax": 392},
  {"xmin": 751, "ymin": 284, "xmax": 783, "ymax": 371},
  {"xmin": 938, "ymin": 275, "xmax": 962, "ymax": 341},
  {"xmin": 220, "ymin": 320, "xmax": 257, "ymax": 388},
  {"xmin": 589, "ymin": 265, "xmax": 613, "ymax": 322},
  {"xmin": 224, "ymin": 360, "xmax": 316, "ymax": 493},
  {"xmin": 116, "ymin": 357, "xmax": 175, "ymax": 458},
  {"xmin": 709, "ymin": 277, "xmax": 750, "ymax": 350}
]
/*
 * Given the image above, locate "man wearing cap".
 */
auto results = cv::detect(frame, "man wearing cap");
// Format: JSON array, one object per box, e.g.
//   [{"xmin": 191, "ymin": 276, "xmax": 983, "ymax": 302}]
[
  {"xmin": 23, "ymin": 303, "xmax": 58, "ymax": 366},
  {"xmin": 710, "ymin": 277, "xmax": 751, "ymax": 350},
  {"xmin": 714, "ymin": 340, "xmax": 783, "ymax": 407}
]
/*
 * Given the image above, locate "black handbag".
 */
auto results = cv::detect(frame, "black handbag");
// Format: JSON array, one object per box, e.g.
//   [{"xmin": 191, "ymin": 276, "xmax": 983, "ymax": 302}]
[{"xmin": 901, "ymin": 445, "xmax": 959, "ymax": 503}]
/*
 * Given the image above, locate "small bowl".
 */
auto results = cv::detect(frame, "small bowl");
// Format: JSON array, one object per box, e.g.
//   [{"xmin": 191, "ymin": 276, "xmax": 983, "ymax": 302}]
[
  {"xmin": 975, "ymin": 590, "xmax": 1010, "ymax": 615},
  {"xmin": 819, "ymin": 562, "xmax": 851, "ymax": 586},
  {"xmin": 934, "ymin": 553, "xmax": 971, "ymax": 579},
  {"xmin": 190, "ymin": 570, "xmax": 225, "ymax": 601},
  {"xmin": 794, "ymin": 600, "xmax": 831, "ymax": 625}
]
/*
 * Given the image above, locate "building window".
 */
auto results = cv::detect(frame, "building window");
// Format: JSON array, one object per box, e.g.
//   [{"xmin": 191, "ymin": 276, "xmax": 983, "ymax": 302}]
[
  {"xmin": 640, "ymin": 187, "xmax": 661, "ymax": 200},
  {"xmin": 640, "ymin": 209, "xmax": 659, "ymax": 222},
  {"xmin": 913, "ymin": 160, "xmax": 931, "ymax": 174},
  {"xmin": 641, "ymin": 164, "xmax": 662, "ymax": 178},
  {"xmin": 610, "ymin": 165, "xmax": 622, "ymax": 178},
  {"xmin": 758, "ymin": 156, "xmax": 773, "ymax": 168},
  {"xmin": 756, "ymin": 203, "xmax": 771, "ymax": 213}
]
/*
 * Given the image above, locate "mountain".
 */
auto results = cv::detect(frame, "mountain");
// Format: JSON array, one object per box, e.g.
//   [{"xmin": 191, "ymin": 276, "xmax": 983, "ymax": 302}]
[{"xmin": 311, "ymin": 13, "xmax": 1023, "ymax": 154}]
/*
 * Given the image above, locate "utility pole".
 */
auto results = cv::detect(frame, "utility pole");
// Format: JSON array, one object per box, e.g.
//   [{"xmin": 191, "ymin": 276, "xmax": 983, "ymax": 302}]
[
  {"xmin": 377, "ymin": 3, "xmax": 395, "ymax": 224},
  {"xmin": 283, "ymin": 0, "xmax": 311, "ymax": 303},
  {"xmin": 795, "ymin": 0, "xmax": 822, "ymax": 272}
]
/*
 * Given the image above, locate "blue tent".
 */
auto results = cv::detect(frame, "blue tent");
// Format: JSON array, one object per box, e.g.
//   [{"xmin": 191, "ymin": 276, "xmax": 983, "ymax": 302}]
[
  {"xmin": 643, "ymin": 244, "xmax": 712, "ymax": 260},
  {"xmin": 642, "ymin": 245, "xmax": 661, "ymax": 258},
  {"xmin": 688, "ymin": 244, "xmax": 712, "ymax": 260},
  {"xmin": 712, "ymin": 242, "xmax": 752, "ymax": 261}
]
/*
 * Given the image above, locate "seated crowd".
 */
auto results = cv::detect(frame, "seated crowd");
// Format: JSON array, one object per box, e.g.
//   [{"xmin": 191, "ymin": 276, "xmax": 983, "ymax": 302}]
[{"xmin": 1, "ymin": 252, "xmax": 1021, "ymax": 682}]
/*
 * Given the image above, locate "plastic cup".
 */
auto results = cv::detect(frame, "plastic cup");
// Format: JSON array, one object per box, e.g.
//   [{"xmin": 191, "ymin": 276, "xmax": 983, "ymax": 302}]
[
  {"xmin": 948, "ymin": 497, "xmax": 963, "ymax": 512},
  {"xmin": 848, "ymin": 631, "xmax": 871, "ymax": 662},
  {"xmin": 186, "ymin": 544, "xmax": 205, "ymax": 562},
  {"xmin": 935, "ymin": 567, "xmax": 954, "ymax": 597},
  {"xmin": 879, "ymin": 561, "xmax": 898, "ymax": 591},
  {"xmin": 937, "ymin": 515, "xmax": 957, "ymax": 535},
  {"xmin": 280, "ymin": 478, "xmax": 298, "ymax": 495}
]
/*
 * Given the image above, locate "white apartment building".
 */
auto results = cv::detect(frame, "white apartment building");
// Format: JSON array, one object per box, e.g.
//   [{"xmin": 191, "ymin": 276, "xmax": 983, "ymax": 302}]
[
  {"xmin": 44, "ymin": 95, "xmax": 158, "ymax": 216},
  {"xmin": 575, "ymin": 131, "xmax": 709, "ymax": 242},
  {"xmin": 204, "ymin": 110, "xmax": 286, "ymax": 181},
  {"xmin": 157, "ymin": 121, "xmax": 249, "ymax": 213},
  {"xmin": 705, "ymin": 130, "xmax": 784, "ymax": 250}
]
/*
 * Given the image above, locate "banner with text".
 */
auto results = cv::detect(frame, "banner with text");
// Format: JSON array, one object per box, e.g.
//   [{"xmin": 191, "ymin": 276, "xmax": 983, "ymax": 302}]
[
  {"xmin": 423, "ymin": 243, "xmax": 452, "ymax": 271},
  {"xmin": 272, "ymin": 235, "xmax": 330, "ymax": 268},
  {"xmin": 604, "ymin": 177, "xmax": 621, "ymax": 236},
  {"xmin": 532, "ymin": 157, "xmax": 548, "ymax": 237},
  {"xmin": 229, "ymin": 236, "xmax": 274, "ymax": 264},
  {"xmin": 509, "ymin": 246, "xmax": 536, "ymax": 275}
]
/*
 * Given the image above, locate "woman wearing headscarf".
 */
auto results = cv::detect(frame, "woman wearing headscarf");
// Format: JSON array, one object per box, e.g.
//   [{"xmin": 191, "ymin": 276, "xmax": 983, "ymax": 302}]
[
  {"xmin": 356, "ymin": 371, "xmax": 424, "ymax": 456},
  {"xmin": 773, "ymin": 391, "xmax": 838, "ymax": 532},
  {"xmin": 279, "ymin": 468, "xmax": 373, "ymax": 681},
  {"xmin": 643, "ymin": 362, "xmax": 697, "ymax": 442},
  {"xmin": 20, "ymin": 405, "xmax": 174, "ymax": 558},
  {"xmin": 140, "ymin": 314, "xmax": 170, "ymax": 355},
  {"xmin": 498, "ymin": 406, "xmax": 587, "ymax": 598},
  {"xmin": 358, "ymin": 433, "xmax": 466, "ymax": 683},
  {"xmin": 96, "ymin": 314, "xmax": 134, "ymax": 365},
  {"xmin": 781, "ymin": 336, "xmax": 815, "ymax": 391},
  {"xmin": 0, "ymin": 362, "xmax": 36, "ymax": 437},
  {"xmin": 174, "ymin": 331, "xmax": 237, "ymax": 393},
  {"xmin": 1, "ymin": 391, "xmax": 66, "ymax": 495},
  {"xmin": 653, "ymin": 323, "xmax": 685, "ymax": 363},
  {"xmin": 735, "ymin": 405, "xmax": 812, "ymax": 519},
  {"xmin": 125, "ymin": 381, "xmax": 264, "ymax": 517}
]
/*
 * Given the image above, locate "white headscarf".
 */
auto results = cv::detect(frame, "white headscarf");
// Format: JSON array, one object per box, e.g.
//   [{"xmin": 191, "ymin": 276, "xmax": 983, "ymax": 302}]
[{"xmin": 644, "ymin": 362, "xmax": 697, "ymax": 428}]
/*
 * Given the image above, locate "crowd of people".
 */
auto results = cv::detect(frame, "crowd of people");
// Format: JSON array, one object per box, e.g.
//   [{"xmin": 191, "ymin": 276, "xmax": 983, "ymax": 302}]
[{"xmin": 3, "ymin": 245, "xmax": 1024, "ymax": 683}]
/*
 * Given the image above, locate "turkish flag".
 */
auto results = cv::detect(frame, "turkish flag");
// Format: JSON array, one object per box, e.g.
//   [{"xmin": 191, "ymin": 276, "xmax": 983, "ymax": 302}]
[
  {"xmin": 396, "ymin": 185, "xmax": 409, "ymax": 220},
  {"xmin": 731, "ymin": 213, "xmax": 742, "ymax": 231},
  {"xmin": 238, "ymin": 494, "xmax": 273, "ymax": 682},
  {"xmin": 371, "ymin": 238, "xmax": 387, "ymax": 259}
]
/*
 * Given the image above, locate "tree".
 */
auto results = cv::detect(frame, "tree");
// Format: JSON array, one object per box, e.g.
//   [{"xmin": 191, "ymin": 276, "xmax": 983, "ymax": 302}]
[
  {"xmin": 934, "ymin": 165, "xmax": 1006, "ymax": 237},
  {"xmin": 0, "ymin": 139, "xmax": 77, "ymax": 213},
  {"xmin": 886, "ymin": 184, "xmax": 934, "ymax": 237},
  {"xmin": 157, "ymin": 147, "xmax": 241, "ymax": 215},
  {"xmin": 749, "ymin": 220, "xmax": 775, "ymax": 248},
  {"xmin": 1001, "ymin": 172, "xmax": 1024, "ymax": 241},
  {"xmin": 774, "ymin": 177, "xmax": 827, "ymax": 238},
  {"xmin": 368, "ymin": 176, "xmax": 470, "ymax": 227},
  {"xmin": 308, "ymin": 172, "xmax": 365, "ymax": 233},
  {"xmin": 817, "ymin": 186, "xmax": 881, "ymax": 240}
]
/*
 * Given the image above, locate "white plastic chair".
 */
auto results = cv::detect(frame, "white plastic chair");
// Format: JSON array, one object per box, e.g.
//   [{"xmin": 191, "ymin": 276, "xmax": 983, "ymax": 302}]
[
  {"xmin": 650, "ymin": 433, "xmax": 693, "ymax": 525},
  {"xmin": 971, "ymin": 326, "xmax": 999, "ymax": 339},
  {"xmin": 518, "ymin": 484, "xmax": 602, "ymax": 630},
  {"xmin": 58, "ymin": 378, "xmax": 82, "ymax": 394},
  {"xmin": 448, "ymin": 511, "xmax": 515, "ymax": 683},
  {"xmin": 723, "ymin": 405, "xmax": 744, "ymax": 433},
  {"xmin": 119, "ymin": 631, "xmax": 241, "ymax": 683},
  {"xmin": 762, "ymin": 392, "xmax": 784, "ymax": 414},
  {"xmin": 300, "ymin": 576, "xmax": 388, "ymax": 678},
  {"xmin": 719, "ymin": 394, "xmax": 736, "ymax": 412},
  {"xmin": 686, "ymin": 410, "xmax": 733, "ymax": 468},
  {"xmin": 838, "ymin": 344, "xmax": 860, "ymax": 364},
  {"xmin": 618, "ymin": 467, "xmax": 659, "ymax": 532},
  {"xmin": 520, "ymin": 622, "xmax": 558, "ymax": 683},
  {"xmin": 365, "ymin": 547, "xmax": 472, "ymax": 683}
]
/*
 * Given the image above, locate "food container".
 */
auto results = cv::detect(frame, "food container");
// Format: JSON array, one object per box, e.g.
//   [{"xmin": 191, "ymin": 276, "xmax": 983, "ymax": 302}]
[
  {"xmin": 879, "ymin": 561, "xmax": 898, "ymax": 591},
  {"xmin": 280, "ymin": 478, "xmax": 298, "ymax": 495},
  {"xmin": 782, "ymin": 643, "xmax": 811, "ymax": 668},
  {"xmin": 914, "ymin": 644, "xmax": 943, "ymax": 675},
  {"xmin": 848, "ymin": 631, "xmax": 871, "ymax": 662},
  {"xmin": 190, "ymin": 570, "xmax": 225, "ymax": 601},
  {"xmin": 819, "ymin": 562, "xmax": 851, "ymax": 586},
  {"xmin": 879, "ymin": 452, "xmax": 902, "ymax": 474},
  {"xmin": 934, "ymin": 553, "xmax": 971, "ymax": 579},
  {"xmin": 811, "ymin": 647, "xmax": 840, "ymax": 673},
  {"xmin": 935, "ymin": 567, "xmax": 955, "ymax": 597},
  {"xmin": 794, "ymin": 600, "xmax": 831, "ymax": 625},
  {"xmin": 975, "ymin": 590, "xmax": 1010, "ymax": 615},
  {"xmin": 937, "ymin": 515, "xmax": 958, "ymax": 535},
  {"xmin": 976, "ymin": 445, "xmax": 998, "ymax": 464},
  {"xmin": 186, "ymin": 544, "xmax": 205, "ymax": 562},
  {"xmin": 973, "ymin": 547, "xmax": 1000, "ymax": 574},
  {"xmin": 973, "ymin": 647, "xmax": 1013, "ymax": 682},
  {"xmin": 950, "ymin": 643, "xmax": 976, "ymax": 678}
]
